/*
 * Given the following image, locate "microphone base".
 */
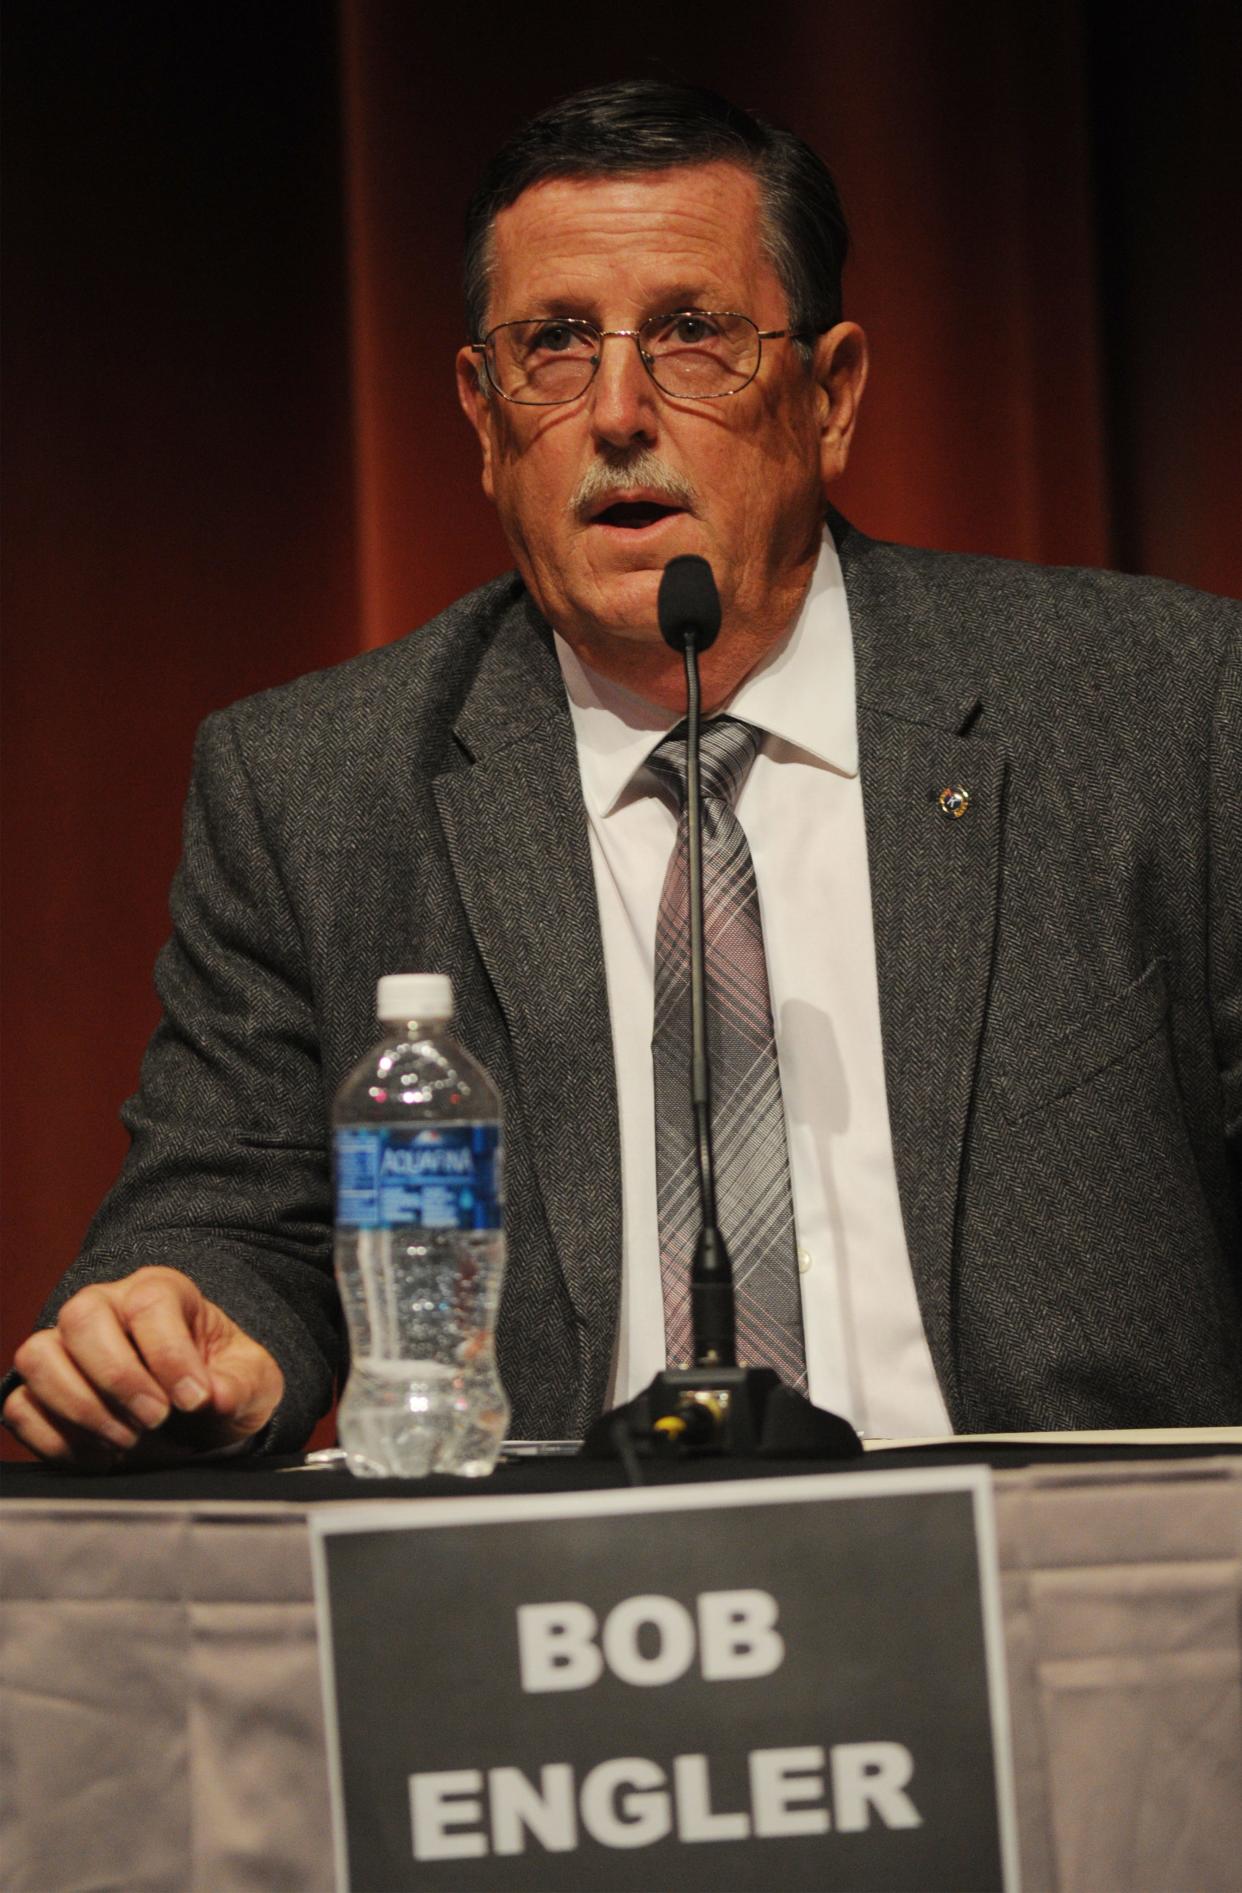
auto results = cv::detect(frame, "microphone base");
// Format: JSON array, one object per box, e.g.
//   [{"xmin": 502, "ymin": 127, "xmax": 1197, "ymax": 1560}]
[{"xmin": 580, "ymin": 1365, "xmax": 863, "ymax": 1462}]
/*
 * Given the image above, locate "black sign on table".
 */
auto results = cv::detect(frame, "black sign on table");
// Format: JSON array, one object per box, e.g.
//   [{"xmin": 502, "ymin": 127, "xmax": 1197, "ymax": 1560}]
[{"xmin": 311, "ymin": 1466, "xmax": 1019, "ymax": 1892}]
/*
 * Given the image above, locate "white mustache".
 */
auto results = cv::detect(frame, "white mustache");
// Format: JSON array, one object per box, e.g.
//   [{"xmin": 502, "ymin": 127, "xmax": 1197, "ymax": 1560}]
[{"xmin": 571, "ymin": 450, "xmax": 698, "ymax": 523}]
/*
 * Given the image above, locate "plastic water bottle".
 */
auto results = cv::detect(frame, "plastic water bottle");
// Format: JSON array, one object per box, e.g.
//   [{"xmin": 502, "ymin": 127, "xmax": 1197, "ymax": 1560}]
[{"xmin": 332, "ymin": 973, "xmax": 509, "ymax": 1478}]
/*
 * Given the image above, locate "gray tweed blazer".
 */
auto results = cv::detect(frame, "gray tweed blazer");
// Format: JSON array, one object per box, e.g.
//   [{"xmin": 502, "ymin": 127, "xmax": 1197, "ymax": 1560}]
[{"xmin": 28, "ymin": 517, "xmax": 1242, "ymax": 1442}]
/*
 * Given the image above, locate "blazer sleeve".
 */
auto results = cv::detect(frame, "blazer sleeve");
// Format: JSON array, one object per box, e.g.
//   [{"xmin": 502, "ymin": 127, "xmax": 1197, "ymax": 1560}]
[
  {"xmin": 1210, "ymin": 625, "xmax": 1242, "ymax": 1196},
  {"xmin": 18, "ymin": 706, "xmax": 344, "ymax": 1451}
]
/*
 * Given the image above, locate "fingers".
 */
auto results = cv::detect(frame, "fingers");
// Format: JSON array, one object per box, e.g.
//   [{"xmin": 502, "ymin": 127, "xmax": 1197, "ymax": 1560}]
[
  {"xmin": 8, "ymin": 1323, "xmax": 145, "ymax": 1449},
  {"xmin": 117, "ymin": 1270, "xmax": 214, "ymax": 1414},
  {"xmin": 125, "ymin": 1268, "xmax": 284, "ymax": 1435},
  {"xmin": 1, "ymin": 1381, "xmax": 124, "ymax": 1467},
  {"xmin": 6, "ymin": 1267, "xmax": 286, "ymax": 1464},
  {"xmin": 16, "ymin": 1269, "xmax": 205, "ymax": 1436},
  {"xmin": 12, "ymin": 1296, "xmax": 168, "ymax": 1450}
]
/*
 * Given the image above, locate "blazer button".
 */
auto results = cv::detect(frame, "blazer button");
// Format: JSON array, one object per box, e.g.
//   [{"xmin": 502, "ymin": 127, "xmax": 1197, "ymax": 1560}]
[{"xmin": 937, "ymin": 785, "xmax": 970, "ymax": 819}]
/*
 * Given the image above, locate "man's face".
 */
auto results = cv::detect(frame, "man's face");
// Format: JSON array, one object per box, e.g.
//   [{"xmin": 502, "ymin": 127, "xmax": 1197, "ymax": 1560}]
[{"xmin": 457, "ymin": 162, "xmax": 866, "ymax": 700}]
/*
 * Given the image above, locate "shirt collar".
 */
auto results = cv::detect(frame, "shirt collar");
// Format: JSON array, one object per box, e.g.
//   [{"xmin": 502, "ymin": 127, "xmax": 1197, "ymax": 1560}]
[{"xmin": 554, "ymin": 527, "xmax": 858, "ymax": 819}]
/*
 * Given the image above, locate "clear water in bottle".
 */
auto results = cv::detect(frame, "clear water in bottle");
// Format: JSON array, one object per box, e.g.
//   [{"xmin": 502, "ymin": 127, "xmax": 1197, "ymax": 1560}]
[{"xmin": 332, "ymin": 974, "xmax": 509, "ymax": 1478}]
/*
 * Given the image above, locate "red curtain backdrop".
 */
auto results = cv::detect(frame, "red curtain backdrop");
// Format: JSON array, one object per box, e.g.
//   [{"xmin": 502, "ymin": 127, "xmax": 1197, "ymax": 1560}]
[{"xmin": 3, "ymin": 0, "xmax": 1239, "ymax": 1449}]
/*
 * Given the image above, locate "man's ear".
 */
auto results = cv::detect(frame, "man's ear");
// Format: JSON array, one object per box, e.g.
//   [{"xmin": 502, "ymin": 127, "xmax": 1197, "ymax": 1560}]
[
  {"xmin": 455, "ymin": 346, "xmax": 496, "ymax": 501},
  {"xmin": 811, "ymin": 322, "xmax": 869, "ymax": 490}
]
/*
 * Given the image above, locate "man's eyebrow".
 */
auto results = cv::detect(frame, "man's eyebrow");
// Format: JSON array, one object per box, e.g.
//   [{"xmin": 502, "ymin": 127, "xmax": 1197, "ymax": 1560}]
[
  {"xmin": 650, "ymin": 285, "xmax": 721, "ymax": 312},
  {"xmin": 506, "ymin": 295, "xmax": 599, "ymax": 321},
  {"xmin": 505, "ymin": 286, "xmax": 728, "ymax": 321}
]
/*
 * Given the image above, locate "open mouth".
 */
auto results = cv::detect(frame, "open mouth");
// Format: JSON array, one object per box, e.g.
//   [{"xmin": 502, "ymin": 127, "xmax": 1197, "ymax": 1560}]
[{"xmin": 591, "ymin": 500, "xmax": 683, "ymax": 530}]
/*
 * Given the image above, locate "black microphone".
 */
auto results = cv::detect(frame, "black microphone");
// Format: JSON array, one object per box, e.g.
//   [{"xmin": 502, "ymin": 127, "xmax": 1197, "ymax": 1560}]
[
  {"xmin": 657, "ymin": 553, "xmax": 721, "ymax": 653},
  {"xmin": 582, "ymin": 553, "xmax": 862, "ymax": 1462},
  {"xmin": 656, "ymin": 556, "xmax": 734, "ymax": 1376}
]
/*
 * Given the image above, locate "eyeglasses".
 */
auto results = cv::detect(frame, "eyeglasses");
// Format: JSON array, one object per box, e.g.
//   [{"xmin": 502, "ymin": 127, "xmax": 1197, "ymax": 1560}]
[{"xmin": 471, "ymin": 309, "xmax": 812, "ymax": 406}]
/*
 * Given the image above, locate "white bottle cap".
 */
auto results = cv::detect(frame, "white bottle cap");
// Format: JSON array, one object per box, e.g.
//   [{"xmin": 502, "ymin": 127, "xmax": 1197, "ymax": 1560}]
[{"xmin": 376, "ymin": 973, "xmax": 453, "ymax": 1022}]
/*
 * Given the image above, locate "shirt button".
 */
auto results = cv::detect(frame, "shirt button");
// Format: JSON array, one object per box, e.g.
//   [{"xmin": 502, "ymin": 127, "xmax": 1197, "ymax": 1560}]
[{"xmin": 797, "ymin": 1247, "xmax": 813, "ymax": 1274}]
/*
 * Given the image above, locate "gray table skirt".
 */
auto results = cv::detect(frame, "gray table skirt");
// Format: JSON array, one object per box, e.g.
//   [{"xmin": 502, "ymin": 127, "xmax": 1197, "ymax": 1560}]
[{"xmin": 3, "ymin": 1457, "xmax": 1240, "ymax": 1893}]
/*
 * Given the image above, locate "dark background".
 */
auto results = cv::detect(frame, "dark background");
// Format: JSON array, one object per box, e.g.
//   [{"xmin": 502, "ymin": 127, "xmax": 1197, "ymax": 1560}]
[{"xmin": 4, "ymin": 1, "xmax": 1240, "ymax": 1452}]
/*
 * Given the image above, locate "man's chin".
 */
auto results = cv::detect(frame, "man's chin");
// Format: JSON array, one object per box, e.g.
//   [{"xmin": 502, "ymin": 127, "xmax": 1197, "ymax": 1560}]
[
  {"xmin": 526, "ymin": 533, "xmax": 719, "ymax": 647},
  {"xmin": 564, "ymin": 565, "xmax": 669, "ymax": 644}
]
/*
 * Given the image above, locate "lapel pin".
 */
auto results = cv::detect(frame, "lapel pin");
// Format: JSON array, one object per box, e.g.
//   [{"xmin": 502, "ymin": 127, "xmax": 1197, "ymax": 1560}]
[{"xmin": 937, "ymin": 785, "xmax": 970, "ymax": 819}]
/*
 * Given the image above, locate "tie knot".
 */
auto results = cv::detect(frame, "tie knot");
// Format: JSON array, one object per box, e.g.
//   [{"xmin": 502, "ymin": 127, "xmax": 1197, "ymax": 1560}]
[{"xmin": 647, "ymin": 716, "xmax": 762, "ymax": 813}]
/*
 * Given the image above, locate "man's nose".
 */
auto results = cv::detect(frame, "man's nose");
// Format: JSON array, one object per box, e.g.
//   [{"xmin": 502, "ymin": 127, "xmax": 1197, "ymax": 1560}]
[{"xmin": 588, "ymin": 331, "xmax": 659, "ymax": 446}]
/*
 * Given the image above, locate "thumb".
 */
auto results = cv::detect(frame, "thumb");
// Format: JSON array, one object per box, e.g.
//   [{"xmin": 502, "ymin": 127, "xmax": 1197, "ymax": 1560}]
[{"xmin": 206, "ymin": 1342, "xmax": 284, "ymax": 1438}]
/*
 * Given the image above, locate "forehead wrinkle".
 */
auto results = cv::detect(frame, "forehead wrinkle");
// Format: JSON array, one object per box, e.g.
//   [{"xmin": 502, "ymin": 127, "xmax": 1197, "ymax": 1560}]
[{"xmin": 487, "ymin": 164, "xmax": 782, "ymax": 327}]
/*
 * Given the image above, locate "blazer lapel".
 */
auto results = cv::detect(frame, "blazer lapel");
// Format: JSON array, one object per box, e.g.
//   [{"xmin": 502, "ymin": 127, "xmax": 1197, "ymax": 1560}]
[
  {"xmin": 837, "ymin": 523, "xmax": 1006, "ymax": 1422},
  {"xmin": 432, "ymin": 594, "xmax": 621, "ymax": 1413}
]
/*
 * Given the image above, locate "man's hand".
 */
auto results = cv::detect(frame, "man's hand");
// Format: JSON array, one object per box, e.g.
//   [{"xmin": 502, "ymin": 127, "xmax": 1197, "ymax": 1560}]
[{"xmin": 3, "ymin": 1266, "xmax": 284, "ymax": 1465}]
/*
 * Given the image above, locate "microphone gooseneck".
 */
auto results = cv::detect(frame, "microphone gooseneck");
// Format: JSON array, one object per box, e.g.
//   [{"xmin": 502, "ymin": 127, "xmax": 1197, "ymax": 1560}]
[
  {"xmin": 580, "ymin": 555, "xmax": 862, "ymax": 1461},
  {"xmin": 657, "ymin": 556, "xmax": 732, "ymax": 1370}
]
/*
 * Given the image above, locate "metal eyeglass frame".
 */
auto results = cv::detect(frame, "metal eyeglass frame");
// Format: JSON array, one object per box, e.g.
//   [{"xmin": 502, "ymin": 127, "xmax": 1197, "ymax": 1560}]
[{"xmin": 470, "ymin": 309, "xmax": 815, "ymax": 405}]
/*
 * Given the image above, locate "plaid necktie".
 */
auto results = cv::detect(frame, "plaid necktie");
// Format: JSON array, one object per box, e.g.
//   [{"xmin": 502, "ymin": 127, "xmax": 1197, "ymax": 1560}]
[{"xmin": 648, "ymin": 716, "xmax": 807, "ymax": 1390}]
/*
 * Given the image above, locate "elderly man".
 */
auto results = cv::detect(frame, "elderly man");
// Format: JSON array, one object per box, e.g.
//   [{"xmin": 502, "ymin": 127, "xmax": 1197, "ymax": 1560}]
[{"xmin": 5, "ymin": 80, "xmax": 1240, "ymax": 1464}]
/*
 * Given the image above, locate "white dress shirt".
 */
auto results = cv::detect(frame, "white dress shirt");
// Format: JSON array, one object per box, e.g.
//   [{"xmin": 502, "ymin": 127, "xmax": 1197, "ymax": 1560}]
[{"xmin": 554, "ymin": 532, "xmax": 953, "ymax": 1437}]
